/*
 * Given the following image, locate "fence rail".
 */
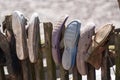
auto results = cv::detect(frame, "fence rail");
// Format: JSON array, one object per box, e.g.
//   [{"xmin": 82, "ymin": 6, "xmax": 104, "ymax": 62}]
[{"xmin": 0, "ymin": 15, "xmax": 119, "ymax": 80}]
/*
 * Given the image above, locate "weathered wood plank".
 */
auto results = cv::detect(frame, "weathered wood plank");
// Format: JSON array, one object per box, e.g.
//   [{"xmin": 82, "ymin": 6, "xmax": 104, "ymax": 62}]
[
  {"xmin": 34, "ymin": 55, "xmax": 44, "ymax": 80},
  {"xmin": 73, "ymin": 65, "xmax": 82, "ymax": 80},
  {"xmin": 101, "ymin": 47, "xmax": 111, "ymax": 80},
  {"xmin": 87, "ymin": 63, "xmax": 96, "ymax": 80},
  {"xmin": 33, "ymin": 20, "xmax": 45, "ymax": 80},
  {"xmin": 115, "ymin": 31, "xmax": 120, "ymax": 80},
  {"xmin": 0, "ymin": 66, "xmax": 5, "ymax": 80},
  {"xmin": 60, "ymin": 65, "xmax": 69, "ymax": 80},
  {"xmin": 21, "ymin": 59, "xmax": 35, "ymax": 80},
  {"xmin": 34, "ymin": 26, "xmax": 45, "ymax": 80},
  {"xmin": 43, "ymin": 22, "xmax": 56, "ymax": 80},
  {"xmin": 118, "ymin": 0, "xmax": 120, "ymax": 9}
]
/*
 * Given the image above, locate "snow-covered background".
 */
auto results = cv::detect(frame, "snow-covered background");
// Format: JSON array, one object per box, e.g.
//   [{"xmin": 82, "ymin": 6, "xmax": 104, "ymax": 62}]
[{"xmin": 0, "ymin": 0, "xmax": 120, "ymax": 27}]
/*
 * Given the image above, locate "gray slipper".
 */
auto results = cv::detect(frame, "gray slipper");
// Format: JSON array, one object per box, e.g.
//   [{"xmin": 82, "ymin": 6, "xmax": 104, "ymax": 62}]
[
  {"xmin": 12, "ymin": 11, "xmax": 28, "ymax": 60},
  {"xmin": 27, "ymin": 13, "xmax": 40, "ymax": 63},
  {"xmin": 62, "ymin": 20, "xmax": 81, "ymax": 70},
  {"xmin": 52, "ymin": 15, "xmax": 68, "ymax": 65},
  {"xmin": 76, "ymin": 22, "xmax": 95, "ymax": 75}
]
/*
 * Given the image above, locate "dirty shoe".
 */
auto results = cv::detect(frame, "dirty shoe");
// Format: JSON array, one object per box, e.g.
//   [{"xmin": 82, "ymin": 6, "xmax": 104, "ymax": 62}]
[
  {"xmin": 12, "ymin": 11, "xmax": 28, "ymax": 60},
  {"xmin": 85, "ymin": 24, "xmax": 114, "ymax": 69},
  {"xmin": 76, "ymin": 22, "xmax": 95, "ymax": 75}
]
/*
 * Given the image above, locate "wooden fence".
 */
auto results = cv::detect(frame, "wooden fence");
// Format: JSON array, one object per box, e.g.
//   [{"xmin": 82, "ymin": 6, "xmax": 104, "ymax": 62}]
[{"xmin": 0, "ymin": 15, "xmax": 120, "ymax": 80}]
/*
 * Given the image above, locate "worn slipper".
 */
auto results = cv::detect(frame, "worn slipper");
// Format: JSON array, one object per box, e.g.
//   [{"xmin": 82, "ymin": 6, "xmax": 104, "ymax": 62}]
[
  {"xmin": 85, "ymin": 24, "xmax": 114, "ymax": 69},
  {"xmin": 52, "ymin": 15, "xmax": 68, "ymax": 65},
  {"xmin": 85, "ymin": 41, "xmax": 105, "ymax": 69},
  {"xmin": 12, "ymin": 11, "xmax": 28, "ymax": 60},
  {"xmin": 62, "ymin": 20, "xmax": 81, "ymax": 70},
  {"xmin": 76, "ymin": 22, "xmax": 95, "ymax": 75},
  {"xmin": 27, "ymin": 13, "xmax": 40, "ymax": 63}
]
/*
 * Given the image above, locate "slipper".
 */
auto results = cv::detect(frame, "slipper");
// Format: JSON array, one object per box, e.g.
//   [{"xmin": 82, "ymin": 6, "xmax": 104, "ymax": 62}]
[
  {"xmin": 52, "ymin": 15, "xmax": 68, "ymax": 65},
  {"xmin": 85, "ymin": 24, "xmax": 114, "ymax": 69},
  {"xmin": 86, "ymin": 44, "xmax": 115, "ymax": 69},
  {"xmin": 27, "ymin": 13, "xmax": 40, "ymax": 63},
  {"xmin": 85, "ymin": 42, "xmax": 105, "ymax": 69},
  {"xmin": 76, "ymin": 22, "xmax": 95, "ymax": 75},
  {"xmin": 62, "ymin": 20, "xmax": 81, "ymax": 70},
  {"xmin": 12, "ymin": 11, "xmax": 28, "ymax": 60}
]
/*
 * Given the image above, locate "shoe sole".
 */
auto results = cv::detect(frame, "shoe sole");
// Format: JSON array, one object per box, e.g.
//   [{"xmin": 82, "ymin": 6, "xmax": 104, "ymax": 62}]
[
  {"xmin": 52, "ymin": 15, "xmax": 68, "ymax": 65},
  {"xmin": 62, "ymin": 20, "xmax": 80, "ymax": 70},
  {"xmin": 12, "ymin": 11, "xmax": 28, "ymax": 60},
  {"xmin": 76, "ymin": 23, "xmax": 95, "ymax": 75},
  {"xmin": 28, "ymin": 13, "xmax": 40, "ymax": 63}
]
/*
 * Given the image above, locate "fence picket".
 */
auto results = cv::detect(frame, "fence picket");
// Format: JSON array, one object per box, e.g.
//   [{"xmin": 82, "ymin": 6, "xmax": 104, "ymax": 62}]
[
  {"xmin": 43, "ymin": 22, "xmax": 56, "ymax": 80},
  {"xmin": 87, "ymin": 64, "xmax": 96, "ymax": 80},
  {"xmin": 101, "ymin": 47, "xmax": 111, "ymax": 80},
  {"xmin": 115, "ymin": 29, "xmax": 120, "ymax": 80},
  {"xmin": 34, "ymin": 31, "xmax": 45, "ymax": 80},
  {"xmin": 0, "ymin": 66, "xmax": 5, "ymax": 80},
  {"xmin": 21, "ymin": 59, "xmax": 35, "ymax": 80},
  {"xmin": 73, "ymin": 65, "xmax": 82, "ymax": 80}
]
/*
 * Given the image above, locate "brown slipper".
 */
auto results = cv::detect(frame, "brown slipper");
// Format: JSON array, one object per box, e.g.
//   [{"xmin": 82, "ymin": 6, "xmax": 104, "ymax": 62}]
[{"xmin": 85, "ymin": 24, "xmax": 114, "ymax": 69}]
